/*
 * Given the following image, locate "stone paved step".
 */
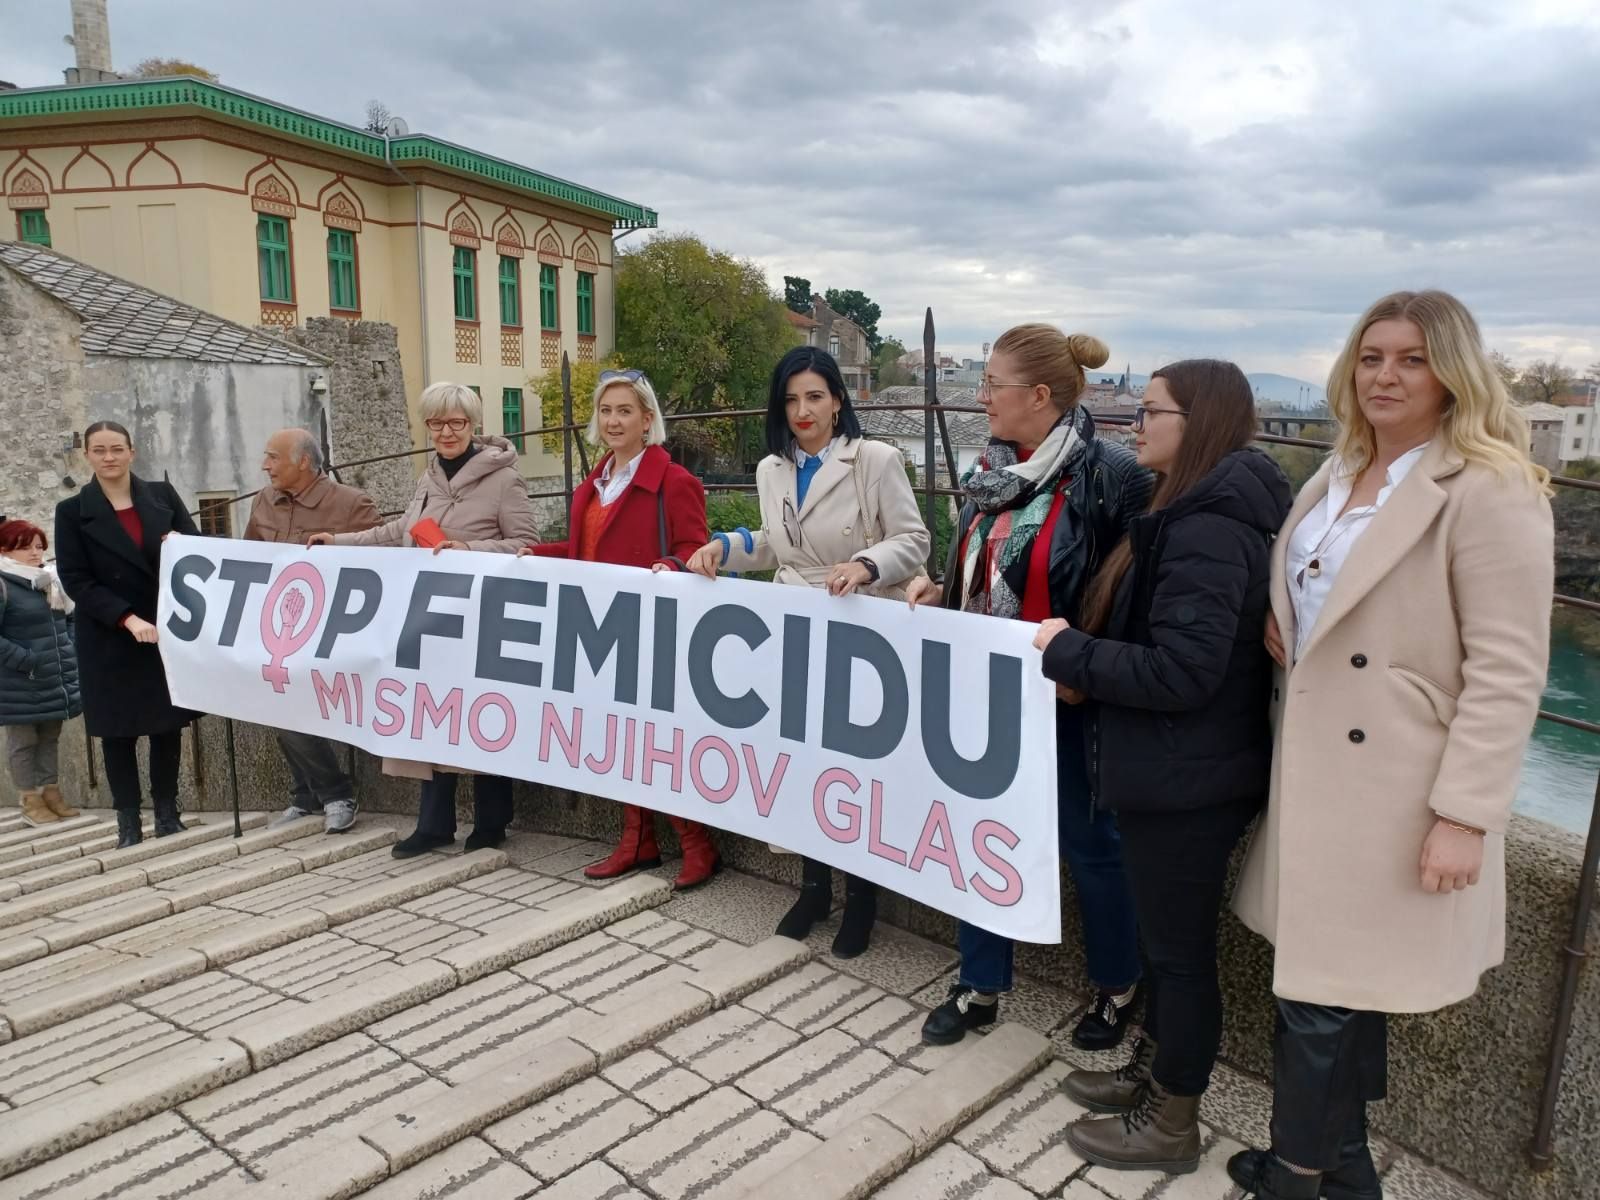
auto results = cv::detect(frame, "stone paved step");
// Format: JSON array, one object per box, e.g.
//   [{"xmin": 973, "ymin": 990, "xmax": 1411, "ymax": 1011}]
[{"xmin": 0, "ymin": 826, "xmax": 1497, "ymax": 1200}]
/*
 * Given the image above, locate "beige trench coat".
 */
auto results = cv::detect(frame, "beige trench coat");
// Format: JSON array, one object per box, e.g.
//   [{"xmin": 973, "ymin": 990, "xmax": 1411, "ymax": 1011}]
[
  {"xmin": 722, "ymin": 436, "xmax": 931, "ymax": 853},
  {"xmin": 720, "ymin": 437, "xmax": 931, "ymax": 595},
  {"xmin": 1232, "ymin": 440, "xmax": 1553, "ymax": 1013}
]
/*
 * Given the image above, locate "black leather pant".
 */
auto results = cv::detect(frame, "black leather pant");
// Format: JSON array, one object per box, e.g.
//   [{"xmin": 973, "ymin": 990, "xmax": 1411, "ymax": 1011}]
[{"xmin": 1270, "ymin": 999, "xmax": 1388, "ymax": 1170}]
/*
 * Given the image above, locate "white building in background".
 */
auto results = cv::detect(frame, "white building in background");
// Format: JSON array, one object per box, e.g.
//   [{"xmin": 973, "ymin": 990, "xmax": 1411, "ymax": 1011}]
[{"xmin": 1559, "ymin": 401, "xmax": 1599, "ymax": 464}]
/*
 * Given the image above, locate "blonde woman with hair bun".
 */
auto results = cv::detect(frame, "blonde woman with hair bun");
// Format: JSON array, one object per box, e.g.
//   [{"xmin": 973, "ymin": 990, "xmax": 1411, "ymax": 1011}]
[
  {"xmin": 1228, "ymin": 291, "xmax": 1554, "ymax": 1200},
  {"xmin": 907, "ymin": 323, "xmax": 1155, "ymax": 1054}
]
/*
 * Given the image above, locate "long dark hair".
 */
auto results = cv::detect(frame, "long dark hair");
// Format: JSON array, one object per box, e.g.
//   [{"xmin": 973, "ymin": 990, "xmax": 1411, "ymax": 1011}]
[
  {"xmin": 1078, "ymin": 359, "xmax": 1258, "ymax": 634},
  {"xmin": 765, "ymin": 346, "xmax": 864, "ymax": 457},
  {"xmin": 83, "ymin": 420, "xmax": 133, "ymax": 449}
]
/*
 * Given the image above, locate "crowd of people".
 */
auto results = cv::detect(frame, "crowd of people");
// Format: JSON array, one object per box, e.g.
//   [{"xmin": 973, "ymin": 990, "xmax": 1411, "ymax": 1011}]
[{"xmin": 0, "ymin": 288, "xmax": 1553, "ymax": 1200}]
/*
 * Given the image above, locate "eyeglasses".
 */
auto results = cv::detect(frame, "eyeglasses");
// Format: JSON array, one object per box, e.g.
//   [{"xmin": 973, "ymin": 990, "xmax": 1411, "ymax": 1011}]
[
  {"xmin": 1131, "ymin": 405, "xmax": 1187, "ymax": 432},
  {"xmin": 424, "ymin": 417, "xmax": 471, "ymax": 433},
  {"xmin": 977, "ymin": 379, "xmax": 1034, "ymax": 398},
  {"xmin": 599, "ymin": 369, "xmax": 645, "ymax": 385}
]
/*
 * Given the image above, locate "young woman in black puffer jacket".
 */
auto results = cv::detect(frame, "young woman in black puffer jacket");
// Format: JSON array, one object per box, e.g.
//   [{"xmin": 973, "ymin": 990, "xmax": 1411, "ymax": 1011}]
[
  {"xmin": 0, "ymin": 519, "xmax": 84, "ymax": 826},
  {"xmin": 1033, "ymin": 360, "xmax": 1292, "ymax": 1178}
]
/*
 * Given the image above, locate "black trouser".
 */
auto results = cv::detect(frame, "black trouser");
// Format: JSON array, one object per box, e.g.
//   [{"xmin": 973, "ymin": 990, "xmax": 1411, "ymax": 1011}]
[
  {"xmin": 1117, "ymin": 795, "xmax": 1260, "ymax": 1095},
  {"xmin": 100, "ymin": 731, "xmax": 183, "ymax": 812},
  {"xmin": 1271, "ymin": 1000, "xmax": 1388, "ymax": 1170},
  {"xmin": 415, "ymin": 772, "xmax": 514, "ymax": 839}
]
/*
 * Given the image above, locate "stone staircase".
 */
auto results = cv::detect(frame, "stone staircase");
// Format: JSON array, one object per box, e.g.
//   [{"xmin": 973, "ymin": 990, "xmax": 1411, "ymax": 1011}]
[{"xmin": 0, "ymin": 809, "xmax": 1487, "ymax": 1199}]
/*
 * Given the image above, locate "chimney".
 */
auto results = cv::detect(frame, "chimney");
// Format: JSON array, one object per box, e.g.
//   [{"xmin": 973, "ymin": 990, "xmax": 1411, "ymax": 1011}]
[{"xmin": 65, "ymin": 0, "xmax": 118, "ymax": 85}]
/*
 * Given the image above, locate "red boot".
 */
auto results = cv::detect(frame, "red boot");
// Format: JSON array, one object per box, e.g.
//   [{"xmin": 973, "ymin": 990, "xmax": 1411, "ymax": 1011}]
[
  {"xmin": 667, "ymin": 816, "xmax": 721, "ymax": 890},
  {"xmin": 585, "ymin": 805, "xmax": 662, "ymax": 879}
]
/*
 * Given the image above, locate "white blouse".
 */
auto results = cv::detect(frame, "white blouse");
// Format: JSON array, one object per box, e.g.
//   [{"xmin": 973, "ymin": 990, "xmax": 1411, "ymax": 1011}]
[
  {"xmin": 596, "ymin": 449, "xmax": 646, "ymax": 508},
  {"xmin": 1286, "ymin": 442, "xmax": 1429, "ymax": 662}
]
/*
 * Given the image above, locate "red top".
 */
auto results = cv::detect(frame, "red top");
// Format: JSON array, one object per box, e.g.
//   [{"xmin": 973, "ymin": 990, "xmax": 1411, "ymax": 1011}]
[
  {"xmin": 114, "ymin": 506, "xmax": 143, "ymax": 549},
  {"xmin": 576, "ymin": 496, "xmax": 609, "ymax": 562},
  {"xmin": 528, "ymin": 445, "xmax": 709, "ymax": 570}
]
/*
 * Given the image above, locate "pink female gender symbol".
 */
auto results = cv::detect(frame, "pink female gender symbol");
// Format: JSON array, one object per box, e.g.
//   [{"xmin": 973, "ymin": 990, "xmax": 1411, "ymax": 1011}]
[{"xmin": 259, "ymin": 563, "xmax": 328, "ymax": 693}]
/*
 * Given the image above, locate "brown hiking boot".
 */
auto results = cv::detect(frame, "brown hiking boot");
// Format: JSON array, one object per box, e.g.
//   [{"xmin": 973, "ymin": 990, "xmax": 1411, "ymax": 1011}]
[
  {"xmin": 40, "ymin": 784, "xmax": 80, "ymax": 819},
  {"xmin": 19, "ymin": 790, "xmax": 60, "ymax": 827},
  {"xmin": 1064, "ymin": 1036, "xmax": 1157, "ymax": 1113},
  {"xmin": 1067, "ymin": 1079, "xmax": 1201, "ymax": 1174}
]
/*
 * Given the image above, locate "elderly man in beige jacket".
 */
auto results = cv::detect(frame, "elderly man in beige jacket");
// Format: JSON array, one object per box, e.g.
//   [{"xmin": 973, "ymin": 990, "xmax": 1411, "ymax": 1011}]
[{"xmin": 246, "ymin": 428, "xmax": 381, "ymax": 833}]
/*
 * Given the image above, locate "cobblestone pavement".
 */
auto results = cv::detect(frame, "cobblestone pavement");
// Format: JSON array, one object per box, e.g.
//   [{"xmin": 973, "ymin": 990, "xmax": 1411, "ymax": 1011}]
[{"xmin": 0, "ymin": 808, "xmax": 1490, "ymax": 1199}]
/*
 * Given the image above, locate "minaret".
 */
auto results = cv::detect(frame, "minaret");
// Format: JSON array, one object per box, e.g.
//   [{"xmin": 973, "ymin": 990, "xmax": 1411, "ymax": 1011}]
[{"xmin": 65, "ymin": 0, "xmax": 118, "ymax": 84}]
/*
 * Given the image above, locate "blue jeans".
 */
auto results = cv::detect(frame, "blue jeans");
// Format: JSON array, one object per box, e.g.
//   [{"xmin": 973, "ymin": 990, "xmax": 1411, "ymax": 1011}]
[{"xmin": 956, "ymin": 705, "xmax": 1140, "ymax": 993}]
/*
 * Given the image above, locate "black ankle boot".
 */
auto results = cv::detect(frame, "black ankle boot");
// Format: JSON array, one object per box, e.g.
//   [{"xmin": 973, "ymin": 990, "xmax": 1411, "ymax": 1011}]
[
  {"xmin": 776, "ymin": 857, "xmax": 832, "ymax": 940},
  {"xmin": 115, "ymin": 808, "xmax": 143, "ymax": 849},
  {"xmin": 1227, "ymin": 1150, "xmax": 1326, "ymax": 1199},
  {"xmin": 152, "ymin": 796, "xmax": 186, "ymax": 837},
  {"xmin": 831, "ymin": 875, "xmax": 877, "ymax": 959}
]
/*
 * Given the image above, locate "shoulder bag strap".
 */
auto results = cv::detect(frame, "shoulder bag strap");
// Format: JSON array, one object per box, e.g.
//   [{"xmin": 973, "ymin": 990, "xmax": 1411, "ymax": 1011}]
[
  {"xmin": 657, "ymin": 488, "xmax": 687, "ymax": 572},
  {"xmin": 851, "ymin": 449, "xmax": 878, "ymax": 549}
]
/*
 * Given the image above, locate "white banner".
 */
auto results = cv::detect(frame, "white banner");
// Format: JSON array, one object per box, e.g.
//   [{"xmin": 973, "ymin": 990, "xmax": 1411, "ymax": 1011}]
[{"xmin": 157, "ymin": 537, "xmax": 1061, "ymax": 942}]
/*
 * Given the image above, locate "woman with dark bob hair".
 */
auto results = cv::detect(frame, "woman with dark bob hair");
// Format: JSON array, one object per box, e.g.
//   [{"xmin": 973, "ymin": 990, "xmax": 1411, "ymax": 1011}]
[
  {"xmin": 684, "ymin": 346, "xmax": 930, "ymax": 958},
  {"xmin": 54, "ymin": 420, "xmax": 201, "ymax": 848}
]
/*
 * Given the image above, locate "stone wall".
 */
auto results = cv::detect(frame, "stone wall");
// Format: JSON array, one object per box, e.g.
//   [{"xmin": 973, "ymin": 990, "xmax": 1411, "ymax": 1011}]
[
  {"xmin": 81, "ymin": 357, "xmax": 326, "ymax": 525},
  {"xmin": 7, "ymin": 717, "xmax": 1594, "ymax": 1199},
  {"xmin": 0, "ymin": 264, "xmax": 87, "ymax": 531},
  {"xmin": 272, "ymin": 319, "xmax": 416, "ymax": 516}
]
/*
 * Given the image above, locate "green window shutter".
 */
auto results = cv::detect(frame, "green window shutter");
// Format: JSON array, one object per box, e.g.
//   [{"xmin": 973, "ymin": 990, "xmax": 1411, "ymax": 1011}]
[
  {"xmin": 256, "ymin": 215, "xmax": 292, "ymax": 302},
  {"xmin": 498, "ymin": 256, "xmax": 520, "ymax": 326},
  {"xmin": 18, "ymin": 210, "xmax": 51, "ymax": 247},
  {"xmin": 453, "ymin": 247, "xmax": 477, "ymax": 321},
  {"xmin": 577, "ymin": 271, "xmax": 595, "ymax": 335},
  {"xmin": 327, "ymin": 229, "xmax": 358, "ymax": 310},
  {"xmin": 502, "ymin": 388, "xmax": 524, "ymax": 438},
  {"xmin": 539, "ymin": 263, "xmax": 558, "ymax": 331}
]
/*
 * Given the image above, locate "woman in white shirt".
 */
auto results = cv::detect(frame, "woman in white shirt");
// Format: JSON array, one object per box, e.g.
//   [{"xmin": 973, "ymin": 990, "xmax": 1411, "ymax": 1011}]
[
  {"xmin": 684, "ymin": 346, "xmax": 931, "ymax": 959},
  {"xmin": 1228, "ymin": 291, "xmax": 1553, "ymax": 1200}
]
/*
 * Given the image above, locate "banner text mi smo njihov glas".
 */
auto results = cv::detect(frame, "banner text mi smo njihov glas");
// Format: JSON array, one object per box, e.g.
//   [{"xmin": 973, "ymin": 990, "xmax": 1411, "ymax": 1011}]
[{"xmin": 157, "ymin": 537, "xmax": 1061, "ymax": 941}]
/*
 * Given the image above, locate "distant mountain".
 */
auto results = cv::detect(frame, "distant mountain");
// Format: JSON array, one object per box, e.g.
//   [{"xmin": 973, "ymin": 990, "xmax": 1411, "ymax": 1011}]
[
  {"xmin": 1086, "ymin": 370, "xmax": 1325, "ymax": 411},
  {"xmin": 1247, "ymin": 373, "xmax": 1326, "ymax": 410}
]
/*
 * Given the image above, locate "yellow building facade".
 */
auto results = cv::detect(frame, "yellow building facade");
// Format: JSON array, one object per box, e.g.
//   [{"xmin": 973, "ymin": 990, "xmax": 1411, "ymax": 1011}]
[{"xmin": 0, "ymin": 78, "xmax": 656, "ymax": 478}]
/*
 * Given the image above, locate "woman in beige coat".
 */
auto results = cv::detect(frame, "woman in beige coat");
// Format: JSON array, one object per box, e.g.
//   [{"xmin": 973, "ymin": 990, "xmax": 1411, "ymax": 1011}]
[
  {"xmin": 684, "ymin": 346, "xmax": 931, "ymax": 958},
  {"xmin": 1228, "ymin": 291, "xmax": 1553, "ymax": 1200},
  {"xmin": 309, "ymin": 382, "xmax": 539, "ymax": 858}
]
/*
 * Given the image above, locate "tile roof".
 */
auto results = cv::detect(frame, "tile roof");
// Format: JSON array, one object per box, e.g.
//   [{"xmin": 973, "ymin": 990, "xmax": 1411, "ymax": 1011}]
[
  {"xmin": 862, "ymin": 386, "xmax": 990, "ymax": 445},
  {"xmin": 0, "ymin": 241, "xmax": 326, "ymax": 366},
  {"xmin": 783, "ymin": 309, "xmax": 818, "ymax": 329}
]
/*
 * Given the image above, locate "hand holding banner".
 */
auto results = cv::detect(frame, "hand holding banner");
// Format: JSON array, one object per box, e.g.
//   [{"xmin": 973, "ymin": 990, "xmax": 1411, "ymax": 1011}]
[{"xmin": 158, "ymin": 536, "xmax": 1062, "ymax": 941}]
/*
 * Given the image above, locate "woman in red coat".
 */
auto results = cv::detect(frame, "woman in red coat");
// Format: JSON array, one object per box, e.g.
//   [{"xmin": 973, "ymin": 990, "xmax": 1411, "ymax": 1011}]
[{"xmin": 522, "ymin": 369, "xmax": 718, "ymax": 888}]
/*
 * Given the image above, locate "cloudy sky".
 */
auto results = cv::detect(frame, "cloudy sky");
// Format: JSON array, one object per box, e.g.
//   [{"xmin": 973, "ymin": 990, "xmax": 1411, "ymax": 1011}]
[{"xmin": 5, "ymin": 0, "xmax": 1598, "ymax": 384}]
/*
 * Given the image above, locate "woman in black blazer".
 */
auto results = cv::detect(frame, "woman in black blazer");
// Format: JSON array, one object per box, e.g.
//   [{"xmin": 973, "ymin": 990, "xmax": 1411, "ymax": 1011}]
[{"xmin": 54, "ymin": 421, "xmax": 200, "ymax": 848}]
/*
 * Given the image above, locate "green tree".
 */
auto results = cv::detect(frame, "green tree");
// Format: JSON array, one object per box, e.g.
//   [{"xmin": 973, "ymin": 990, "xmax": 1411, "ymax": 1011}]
[
  {"xmin": 823, "ymin": 288, "xmax": 884, "ymax": 355},
  {"xmin": 533, "ymin": 354, "xmax": 625, "ymax": 457},
  {"xmin": 1515, "ymin": 360, "xmax": 1576, "ymax": 405},
  {"xmin": 130, "ymin": 57, "xmax": 218, "ymax": 80},
  {"xmin": 615, "ymin": 235, "xmax": 800, "ymax": 462},
  {"xmin": 873, "ymin": 337, "xmax": 914, "ymax": 387},
  {"xmin": 783, "ymin": 276, "xmax": 813, "ymax": 315}
]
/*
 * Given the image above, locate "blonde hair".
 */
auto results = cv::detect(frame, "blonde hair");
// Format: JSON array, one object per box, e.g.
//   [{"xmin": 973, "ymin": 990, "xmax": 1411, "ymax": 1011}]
[
  {"xmin": 419, "ymin": 381, "xmax": 483, "ymax": 427},
  {"xmin": 1327, "ymin": 291, "xmax": 1549, "ymax": 492},
  {"xmin": 990, "ymin": 324, "xmax": 1110, "ymax": 411},
  {"xmin": 586, "ymin": 373, "xmax": 667, "ymax": 447}
]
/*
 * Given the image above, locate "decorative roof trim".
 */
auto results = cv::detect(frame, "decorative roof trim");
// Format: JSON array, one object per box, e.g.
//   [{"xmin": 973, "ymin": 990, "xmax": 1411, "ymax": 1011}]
[{"xmin": 0, "ymin": 79, "xmax": 658, "ymax": 229}]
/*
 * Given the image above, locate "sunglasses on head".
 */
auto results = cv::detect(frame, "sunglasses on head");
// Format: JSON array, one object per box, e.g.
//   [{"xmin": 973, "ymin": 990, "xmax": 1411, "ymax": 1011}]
[{"xmin": 599, "ymin": 369, "xmax": 645, "ymax": 385}]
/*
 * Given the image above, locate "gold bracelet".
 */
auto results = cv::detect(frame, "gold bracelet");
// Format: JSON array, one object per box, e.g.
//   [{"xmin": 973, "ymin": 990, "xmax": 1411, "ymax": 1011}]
[{"xmin": 1438, "ymin": 817, "xmax": 1486, "ymax": 837}]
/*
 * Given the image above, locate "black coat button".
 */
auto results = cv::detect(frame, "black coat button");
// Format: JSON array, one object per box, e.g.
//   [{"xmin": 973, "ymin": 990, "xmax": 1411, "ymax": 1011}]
[
  {"xmin": 1351, "ymin": 654, "xmax": 1368, "ymax": 668},
  {"xmin": 1349, "ymin": 729, "xmax": 1366, "ymax": 743}
]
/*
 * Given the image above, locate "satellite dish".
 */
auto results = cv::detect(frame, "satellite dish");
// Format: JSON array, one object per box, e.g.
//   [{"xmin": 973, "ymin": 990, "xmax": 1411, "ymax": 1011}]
[{"xmin": 385, "ymin": 117, "xmax": 410, "ymax": 137}]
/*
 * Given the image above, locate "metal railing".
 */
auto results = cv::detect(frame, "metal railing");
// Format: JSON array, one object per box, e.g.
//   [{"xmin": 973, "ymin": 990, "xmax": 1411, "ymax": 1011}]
[{"xmin": 198, "ymin": 306, "xmax": 1596, "ymax": 1172}]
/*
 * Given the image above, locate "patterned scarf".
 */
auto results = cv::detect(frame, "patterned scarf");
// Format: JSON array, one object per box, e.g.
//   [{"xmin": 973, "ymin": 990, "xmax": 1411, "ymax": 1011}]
[{"xmin": 956, "ymin": 406, "xmax": 1088, "ymax": 619}]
